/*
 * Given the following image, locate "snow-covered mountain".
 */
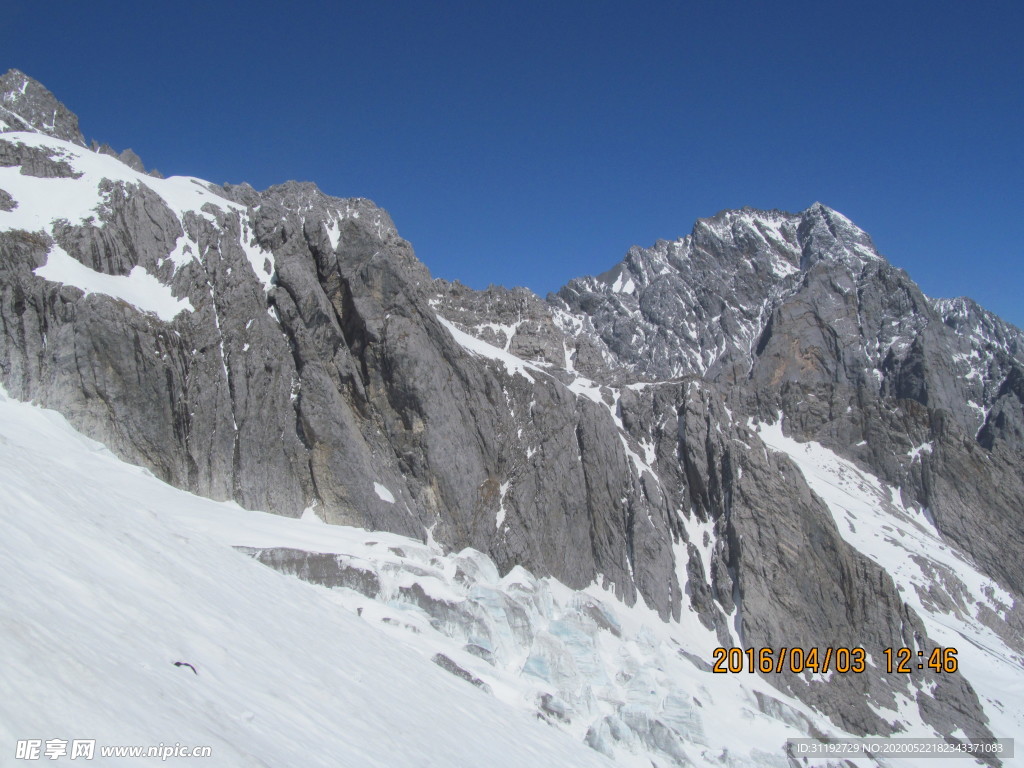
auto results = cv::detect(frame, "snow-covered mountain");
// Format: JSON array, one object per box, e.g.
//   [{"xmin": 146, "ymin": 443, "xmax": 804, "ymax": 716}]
[
  {"xmin": 2, "ymin": 68, "xmax": 1022, "ymax": 766},
  {"xmin": 2, "ymin": 385, "xmax": 1018, "ymax": 768}
]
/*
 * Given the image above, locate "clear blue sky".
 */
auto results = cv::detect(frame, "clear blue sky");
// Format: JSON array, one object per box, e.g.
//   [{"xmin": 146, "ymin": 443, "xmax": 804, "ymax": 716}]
[{"xmin": 4, "ymin": 1, "xmax": 1022, "ymax": 327}]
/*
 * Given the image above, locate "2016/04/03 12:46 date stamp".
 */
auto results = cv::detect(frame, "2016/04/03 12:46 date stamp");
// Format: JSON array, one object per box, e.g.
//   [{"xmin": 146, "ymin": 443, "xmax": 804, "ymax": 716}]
[{"xmin": 711, "ymin": 647, "xmax": 959, "ymax": 674}]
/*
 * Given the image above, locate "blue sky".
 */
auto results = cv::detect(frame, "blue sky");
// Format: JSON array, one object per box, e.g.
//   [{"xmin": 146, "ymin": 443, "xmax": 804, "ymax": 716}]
[{"xmin": 4, "ymin": 1, "xmax": 1022, "ymax": 327}]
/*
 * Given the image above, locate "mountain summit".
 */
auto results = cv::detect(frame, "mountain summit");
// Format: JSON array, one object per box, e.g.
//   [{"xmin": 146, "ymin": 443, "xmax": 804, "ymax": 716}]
[
  {"xmin": 0, "ymin": 69, "xmax": 85, "ymax": 145},
  {"xmin": 1, "ymin": 72, "xmax": 1021, "ymax": 766}
]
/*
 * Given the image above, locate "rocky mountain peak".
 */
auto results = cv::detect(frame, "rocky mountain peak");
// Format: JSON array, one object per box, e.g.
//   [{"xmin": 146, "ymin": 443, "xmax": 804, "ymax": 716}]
[
  {"xmin": 663, "ymin": 202, "xmax": 883, "ymax": 279},
  {"xmin": 554, "ymin": 203, "xmax": 893, "ymax": 380},
  {"xmin": 796, "ymin": 200, "xmax": 881, "ymax": 269},
  {"xmin": 0, "ymin": 68, "xmax": 85, "ymax": 145},
  {"xmin": 3, "ymin": 73, "xmax": 1023, "ymax": 764}
]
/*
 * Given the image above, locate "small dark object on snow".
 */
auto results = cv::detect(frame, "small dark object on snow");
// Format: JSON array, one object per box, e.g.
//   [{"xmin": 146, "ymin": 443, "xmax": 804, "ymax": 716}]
[{"xmin": 173, "ymin": 661, "xmax": 197, "ymax": 675}]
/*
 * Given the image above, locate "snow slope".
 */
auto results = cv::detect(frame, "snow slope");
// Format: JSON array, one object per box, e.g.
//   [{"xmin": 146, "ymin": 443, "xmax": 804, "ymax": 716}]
[
  {"xmin": 4, "ymin": 386, "xmax": 1010, "ymax": 767},
  {"xmin": 754, "ymin": 417, "xmax": 1024, "ymax": 745},
  {"xmin": 0, "ymin": 386, "xmax": 614, "ymax": 768},
  {"xmin": 33, "ymin": 245, "xmax": 192, "ymax": 321},
  {"xmin": 0, "ymin": 132, "xmax": 242, "ymax": 231}
]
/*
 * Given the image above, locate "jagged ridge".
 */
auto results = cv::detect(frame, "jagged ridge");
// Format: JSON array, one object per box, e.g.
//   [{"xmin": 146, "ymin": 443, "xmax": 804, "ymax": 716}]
[{"xmin": 1, "ymin": 70, "xmax": 1022, "ymax": 764}]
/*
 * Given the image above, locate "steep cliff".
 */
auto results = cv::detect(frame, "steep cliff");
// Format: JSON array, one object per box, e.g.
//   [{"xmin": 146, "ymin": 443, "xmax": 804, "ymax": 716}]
[{"xmin": 2, "ymin": 69, "xmax": 1021, "ymax": 759}]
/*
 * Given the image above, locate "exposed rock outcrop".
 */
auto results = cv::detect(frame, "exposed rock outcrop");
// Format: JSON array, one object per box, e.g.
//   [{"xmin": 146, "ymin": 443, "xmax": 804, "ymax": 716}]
[{"xmin": 1, "ymin": 70, "xmax": 1019, "ymax": 754}]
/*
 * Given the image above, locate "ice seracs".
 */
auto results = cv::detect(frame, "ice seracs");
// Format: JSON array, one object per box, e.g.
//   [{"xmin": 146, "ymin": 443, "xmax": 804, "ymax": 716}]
[
  {"xmin": 3, "ymin": 69, "xmax": 1023, "ymax": 767},
  {"xmin": 5, "ymin": 386, "xmax": 997, "ymax": 768},
  {"xmin": 0, "ymin": 387, "xmax": 613, "ymax": 768}
]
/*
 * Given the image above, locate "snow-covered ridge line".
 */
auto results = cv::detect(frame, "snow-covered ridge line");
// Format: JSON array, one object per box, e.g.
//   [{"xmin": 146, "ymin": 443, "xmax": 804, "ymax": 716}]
[
  {"xmin": 1, "ymin": 130, "xmax": 284, "ymax": 316},
  {"xmin": 0, "ymin": 131, "xmax": 242, "ymax": 231}
]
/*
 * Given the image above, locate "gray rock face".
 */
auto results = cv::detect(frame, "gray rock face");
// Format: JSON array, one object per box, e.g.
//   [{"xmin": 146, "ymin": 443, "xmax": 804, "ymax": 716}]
[
  {"xmin": 90, "ymin": 141, "xmax": 156, "ymax": 175},
  {"xmin": 237, "ymin": 546, "xmax": 382, "ymax": 597},
  {"xmin": 0, "ymin": 137, "xmax": 83, "ymax": 178},
  {"xmin": 1, "ymin": 73, "xmax": 1020, "ymax": 755},
  {"xmin": 0, "ymin": 69, "xmax": 85, "ymax": 145},
  {"xmin": 558, "ymin": 204, "xmax": 1024, "ymax": 594}
]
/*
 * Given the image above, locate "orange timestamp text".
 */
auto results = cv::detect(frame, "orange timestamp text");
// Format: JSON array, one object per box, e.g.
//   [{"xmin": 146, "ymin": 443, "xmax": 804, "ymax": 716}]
[{"xmin": 711, "ymin": 647, "xmax": 959, "ymax": 674}]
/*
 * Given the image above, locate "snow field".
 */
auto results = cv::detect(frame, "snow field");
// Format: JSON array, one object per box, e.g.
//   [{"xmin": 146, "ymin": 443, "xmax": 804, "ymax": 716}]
[
  {"xmin": 0, "ymin": 387, "xmax": 890, "ymax": 768},
  {"xmin": 0, "ymin": 387, "xmax": 613, "ymax": 768}
]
